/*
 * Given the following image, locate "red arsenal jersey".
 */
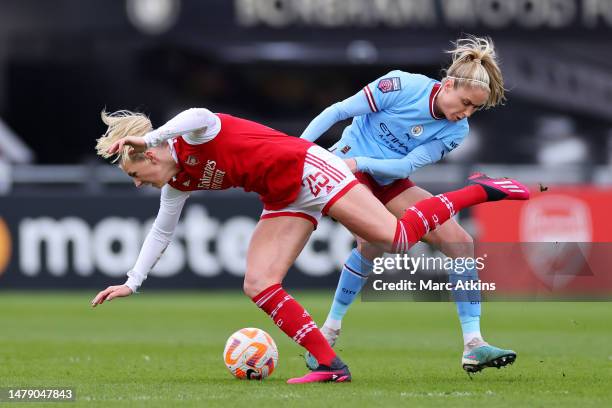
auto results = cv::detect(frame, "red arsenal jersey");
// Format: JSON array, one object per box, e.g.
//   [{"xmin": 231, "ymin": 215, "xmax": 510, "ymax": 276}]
[{"xmin": 168, "ymin": 114, "xmax": 312, "ymax": 210}]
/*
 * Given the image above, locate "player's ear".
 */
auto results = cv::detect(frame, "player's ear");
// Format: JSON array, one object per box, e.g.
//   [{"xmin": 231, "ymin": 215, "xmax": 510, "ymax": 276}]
[
  {"xmin": 443, "ymin": 77, "xmax": 455, "ymax": 90},
  {"xmin": 144, "ymin": 150, "xmax": 157, "ymax": 163}
]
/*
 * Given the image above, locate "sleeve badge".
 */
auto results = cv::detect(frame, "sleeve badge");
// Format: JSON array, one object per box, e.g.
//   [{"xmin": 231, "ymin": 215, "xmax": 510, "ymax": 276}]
[{"xmin": 377, "ymin": 77, "xmax": 402, "ymax": 93}]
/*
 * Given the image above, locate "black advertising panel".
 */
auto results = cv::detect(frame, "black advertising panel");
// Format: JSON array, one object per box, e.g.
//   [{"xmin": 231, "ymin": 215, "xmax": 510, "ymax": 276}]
[{"xmin": 0, "ymin": 193, "xmax": 353, "ymax": 289}]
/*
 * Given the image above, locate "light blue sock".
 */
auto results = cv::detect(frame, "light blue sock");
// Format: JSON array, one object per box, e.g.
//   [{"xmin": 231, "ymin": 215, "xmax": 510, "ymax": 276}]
[
  {"xmin": 449, "ymin": 264, "xmax": 482, "ymax": 342},
  {"xmin": 326, "ymin": 249, "xmax": 373, "ymax": 326}
]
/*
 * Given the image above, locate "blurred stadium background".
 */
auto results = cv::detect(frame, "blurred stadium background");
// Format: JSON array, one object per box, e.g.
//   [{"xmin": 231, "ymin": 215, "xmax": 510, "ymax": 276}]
[{"xmin": 0, "ymin": 0, "xmax": 611, "ymax": 291}]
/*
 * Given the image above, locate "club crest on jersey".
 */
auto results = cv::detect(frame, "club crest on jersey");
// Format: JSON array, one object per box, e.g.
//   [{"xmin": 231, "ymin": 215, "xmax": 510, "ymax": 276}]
[
  {"xmin": 341, "ymin": 145, "xmax": 351, "ymax": 154},
  {"xmin": 185, "ymin": 155, "xmax": 199, "ymax": 166},
  {"xmin": 377, "ymin": 77, "xmax": 401, "ymax": 93},
  {"xmin": 410, "ymin": 125, "xmax": 424, "ymax": 137}
]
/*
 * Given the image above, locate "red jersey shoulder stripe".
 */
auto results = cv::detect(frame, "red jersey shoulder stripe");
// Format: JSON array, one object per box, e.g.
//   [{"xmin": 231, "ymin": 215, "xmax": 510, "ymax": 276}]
[
  {"xmin": 429, "ymin": 83, "xmax": 443, "ymax": 120},
  {"xmin": 363, "ymin": 86, "xmax": 379, "ymax": 113}
]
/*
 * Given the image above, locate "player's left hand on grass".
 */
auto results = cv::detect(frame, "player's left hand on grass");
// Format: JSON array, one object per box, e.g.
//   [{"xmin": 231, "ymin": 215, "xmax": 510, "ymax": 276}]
[
  {"xmin": 344, "ymin": 158, "xmax": 358, "ymax": 173},
  {"xmin": 91, "ymin": 285, "xmax": 133, "ymax": 307}
]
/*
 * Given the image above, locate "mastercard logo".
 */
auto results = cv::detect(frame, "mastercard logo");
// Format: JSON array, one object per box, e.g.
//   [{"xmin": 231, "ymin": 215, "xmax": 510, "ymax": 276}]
[{"xmin": 0, "ymin": 217, "xmax": 11, "ymax": 277}]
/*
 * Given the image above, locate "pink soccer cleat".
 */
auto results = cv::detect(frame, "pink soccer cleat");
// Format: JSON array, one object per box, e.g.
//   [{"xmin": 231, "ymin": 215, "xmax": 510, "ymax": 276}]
[
  {"xmin": 287, "ymin": 357, "xmax": 351, "ymax": 384},
  {"xmin": 468, "ymin": 172, "xmax": 530, "ymax": 201}
]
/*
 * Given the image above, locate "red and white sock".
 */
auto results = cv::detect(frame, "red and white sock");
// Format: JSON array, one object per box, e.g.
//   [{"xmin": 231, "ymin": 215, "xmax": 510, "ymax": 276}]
[
  {"xmin": 252, "ymin": 284, "xmax": 336, "ymax": 367},
  {"xmin": 393, "ymin": 185, "xmax": 487, "ymax": 252}
]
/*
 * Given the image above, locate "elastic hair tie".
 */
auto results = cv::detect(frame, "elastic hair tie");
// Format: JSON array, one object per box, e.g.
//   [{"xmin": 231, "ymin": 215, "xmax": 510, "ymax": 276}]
[{"xmin": 446, "ymin": 76, "xmax": 489, "ymax": 87}]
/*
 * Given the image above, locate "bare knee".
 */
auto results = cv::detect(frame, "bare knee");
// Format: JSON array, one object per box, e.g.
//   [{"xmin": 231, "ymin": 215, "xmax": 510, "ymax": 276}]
[
  {"xmin": 243, "ymin": 272, "xmax": 281, "ymax": 299},
  {"xmin": 243, "ymin": 277, "xmax": 264, "ymax": 299},
  {"xmin": 356, "ymin": 237, "xmax": 385, "ymax": 260},
  {"xmin": 449, "ymin": 227, "xmax": 473, "ymax": 245},
  {"xmin": 425, "ymin": 224, "xmax": 474, "ymax": 257}
]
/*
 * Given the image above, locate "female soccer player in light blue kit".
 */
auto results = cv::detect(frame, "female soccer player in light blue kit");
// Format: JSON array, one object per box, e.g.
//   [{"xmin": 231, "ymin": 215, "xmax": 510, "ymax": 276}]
[{"xmin": 301, "ymin": 36, "xmax": 516, "ymax": 373}]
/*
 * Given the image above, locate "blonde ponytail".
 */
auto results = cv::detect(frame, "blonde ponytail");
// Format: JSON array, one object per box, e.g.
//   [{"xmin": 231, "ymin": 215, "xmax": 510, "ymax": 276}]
[
  {"xmin": 96, "ymin": 110, "xmax": 152, "ymax": 165},
  {"xmin": 443, "ymin": 35, "xmax": 506, "ymax": 109}
]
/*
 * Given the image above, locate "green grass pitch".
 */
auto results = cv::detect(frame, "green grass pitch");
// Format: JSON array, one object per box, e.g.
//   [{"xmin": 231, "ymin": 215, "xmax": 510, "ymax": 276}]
[{"xmin": 0, "ymin": 291, "xmax": 610, "ymax": 407}]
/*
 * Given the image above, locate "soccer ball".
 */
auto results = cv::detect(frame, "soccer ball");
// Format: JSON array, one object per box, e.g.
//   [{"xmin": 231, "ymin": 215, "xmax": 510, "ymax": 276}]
[{"xmin": 223, "ymin": 328, "xmax": 278, "ymax": 380}]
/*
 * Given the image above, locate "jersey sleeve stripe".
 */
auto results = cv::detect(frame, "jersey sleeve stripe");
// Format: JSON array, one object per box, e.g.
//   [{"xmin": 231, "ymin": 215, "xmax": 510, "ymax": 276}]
[{"xmin": 363, "ymin": 86, "xmax": 379, "ymax": 113}]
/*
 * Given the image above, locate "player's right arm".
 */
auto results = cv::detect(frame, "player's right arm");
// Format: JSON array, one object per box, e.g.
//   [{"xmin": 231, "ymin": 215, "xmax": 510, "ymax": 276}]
[
  {"xmin": 91, "ymin": 184, "xmax": 190, "ymax": 307},
  {"xmin": 106, "ymin": 108, "xmax": 221, "ymax": 155},
  {"xmin": 352, "ymin": 122, "xmax": 469, "ymax": 179},
  {"xmin": 300, "ymin": 89, "xmax": 375, "ymax": 142},
  {"xmin": 143, "ymin": 108, "xmax": 221, "ymax": 146},
  {"xmin": 300, "ymin": 70, "xmax": 410, "ymax": 143}
]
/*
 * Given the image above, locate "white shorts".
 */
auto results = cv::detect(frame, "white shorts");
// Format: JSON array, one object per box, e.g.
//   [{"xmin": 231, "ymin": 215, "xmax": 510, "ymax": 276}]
[{"xmin": 261, "ymin": 145, "xmax": 359, "ymax": 228}]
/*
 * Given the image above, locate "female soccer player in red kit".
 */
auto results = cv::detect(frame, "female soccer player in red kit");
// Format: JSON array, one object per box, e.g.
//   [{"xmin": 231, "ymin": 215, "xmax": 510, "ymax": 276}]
[{"xmin": 90, "ymin": 108, "xmax": 529, "ymax": 383}]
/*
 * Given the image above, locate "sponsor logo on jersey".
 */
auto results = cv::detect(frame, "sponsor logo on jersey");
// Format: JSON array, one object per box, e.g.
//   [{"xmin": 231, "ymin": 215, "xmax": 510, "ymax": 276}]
[
  {"xmin": 185, "ymin": 155, "xmax": 199, "ymax": 166},
  {"xmin": 197, "ymin": 160, "xmax": 225, "ymax": 189},
  {"xmin": 211, "ymin": 170, "xmax": 226, "ymax": 189},
  {"xmin": 377, "ymin": 77, "xmax": 401, "ymax": 93},
  {"xmin": 410, "ymin": 125, "xmax": 424, "ymax": 137},
  {"xmin": 341, "ymin": 145, "xmax": 351, "ymax": 154},
  {"xmin": 381, "ymin": 123, "xmax": 408, "ymax": 155}
]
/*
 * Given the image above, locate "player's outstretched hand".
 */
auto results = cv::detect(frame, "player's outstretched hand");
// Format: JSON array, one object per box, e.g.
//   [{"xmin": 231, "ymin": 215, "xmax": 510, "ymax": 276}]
[
  {"xmin": 107, "ymin": 136, "xmax": 147, "ymax": 156},
  {"xmin": 91, "ymin": 285, "xmax": 133, "ymax": 308}
]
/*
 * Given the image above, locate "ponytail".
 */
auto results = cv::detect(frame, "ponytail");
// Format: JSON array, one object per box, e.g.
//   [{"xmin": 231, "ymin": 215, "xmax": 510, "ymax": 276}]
[
  {"xmin": 96, "ymin": 110, "xmax": 152, "ymax": 165},
  {"xmin": 443, "ymin": 35, "xmax": 506, "ymax": 109}
]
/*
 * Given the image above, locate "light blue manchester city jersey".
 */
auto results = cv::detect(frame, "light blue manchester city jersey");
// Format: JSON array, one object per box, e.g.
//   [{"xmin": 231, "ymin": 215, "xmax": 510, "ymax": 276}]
[{"xmin": 301, "ymin": 70, "xmax": 469, "ymax": 186}]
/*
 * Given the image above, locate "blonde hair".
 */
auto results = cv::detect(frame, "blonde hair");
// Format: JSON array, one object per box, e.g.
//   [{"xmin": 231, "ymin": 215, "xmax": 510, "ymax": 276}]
[
  {"xmin": 443, "ymin": 35, "xmax": 506, "ymax": 109},
  {"xmin": 96, "ymin": 110, "xmax": 152, "ymax": 165}
]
